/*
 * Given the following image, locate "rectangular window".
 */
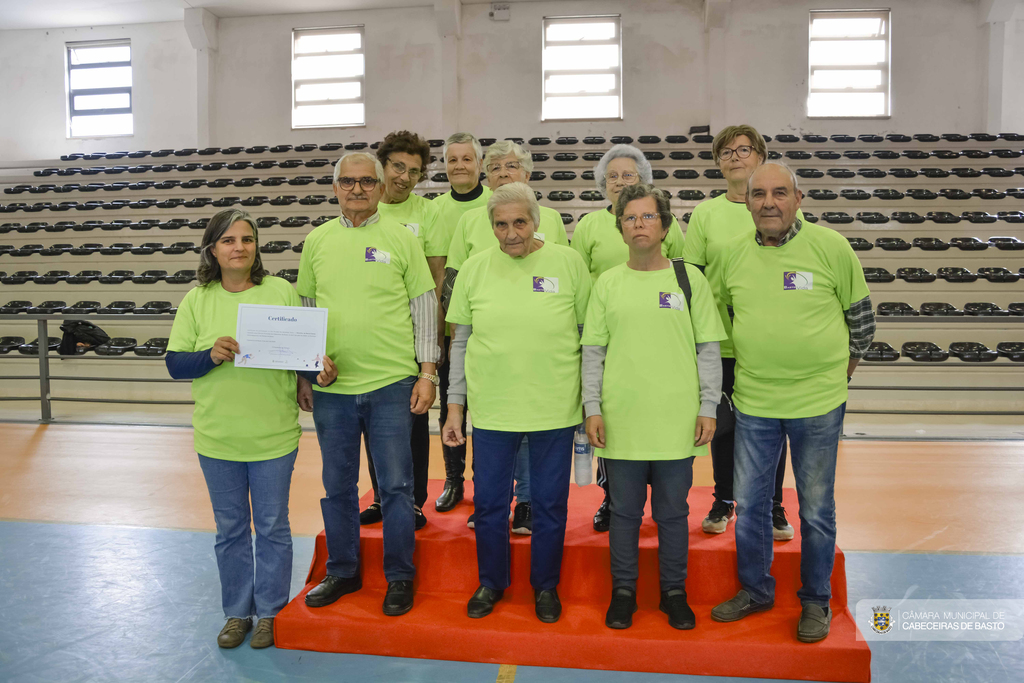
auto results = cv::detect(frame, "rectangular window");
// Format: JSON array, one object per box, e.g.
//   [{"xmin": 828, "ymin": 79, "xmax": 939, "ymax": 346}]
[
  {"xmin": 542, "ymin": 15, "xmax": 622, "ymax": 121},
  {"xmin": 292, "ymin": 26, "xmax": 365, "ymax": 129},
  {"xmin": 807, "ymin": 9, "xmax": 891, "ymax": 118},
  {"xmin": 66, "ymin": 39, "xmax": 133, "ymax": 138}
]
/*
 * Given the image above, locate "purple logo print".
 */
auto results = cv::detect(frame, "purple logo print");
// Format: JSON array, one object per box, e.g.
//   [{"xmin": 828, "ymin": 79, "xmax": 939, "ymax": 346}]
[
  {"xmin": 783, "ymin": 271, "xmax": 813, "ymax": 290},
  {"xmin": 532, "ymin": 276, "xmax": 559, "ymax": 293},
  {"xmin": 365, "ymin": 247, "xmax": 391, "ymax": 264},
  {"xmin": 659, "ymin": 292, "xmax": 684, "ymax": 311}
]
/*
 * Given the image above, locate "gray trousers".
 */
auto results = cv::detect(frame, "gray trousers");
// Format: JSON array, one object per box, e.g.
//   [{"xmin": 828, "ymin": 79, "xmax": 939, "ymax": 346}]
[{"xmin": 606, "ymin": 457, "xmax": 694, "ymax": 592}]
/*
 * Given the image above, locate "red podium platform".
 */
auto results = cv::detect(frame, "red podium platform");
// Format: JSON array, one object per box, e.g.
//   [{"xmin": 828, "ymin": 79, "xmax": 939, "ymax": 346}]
[{"xmin": 276, "ymin": 481, "xmax": 870, "ymax": 682}]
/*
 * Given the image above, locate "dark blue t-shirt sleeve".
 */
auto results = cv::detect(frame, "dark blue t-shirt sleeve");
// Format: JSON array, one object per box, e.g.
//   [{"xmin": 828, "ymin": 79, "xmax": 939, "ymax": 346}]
[{"xmin": 165, "ymin": 349, "xmax": 218, "ymax": 380}]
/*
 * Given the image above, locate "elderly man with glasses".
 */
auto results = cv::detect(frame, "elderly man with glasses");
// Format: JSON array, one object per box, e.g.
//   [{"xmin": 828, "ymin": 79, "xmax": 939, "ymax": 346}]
[{"xmin": 298, "ymin": 151, "xmax": 439, "ymax": 617}]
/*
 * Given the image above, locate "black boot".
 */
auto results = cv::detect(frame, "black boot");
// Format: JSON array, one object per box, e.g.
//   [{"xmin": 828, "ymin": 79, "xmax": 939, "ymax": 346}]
[{"xmin": 435, "ymin": 479, "xmax": 464, "ymax": 512}]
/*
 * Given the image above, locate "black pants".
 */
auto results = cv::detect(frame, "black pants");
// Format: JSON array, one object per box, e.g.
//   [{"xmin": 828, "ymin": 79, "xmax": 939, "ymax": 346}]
[
  {"xmin": 367, "ymin": 410, "xmax": 430, "ymax": 508},
  {"xmin": 439, "ymin": 335, "xmax": 471, "ymax": 483},
  {"xmin": 711, "ymin": 357, "xmax": 786, "ymax": 506}
]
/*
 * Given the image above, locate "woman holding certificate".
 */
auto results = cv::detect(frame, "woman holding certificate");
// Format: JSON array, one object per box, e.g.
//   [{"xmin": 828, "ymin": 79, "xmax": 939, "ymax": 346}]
[{"xmin": 166, "ymin": 209, "xmax": 337, "ymax": 650}]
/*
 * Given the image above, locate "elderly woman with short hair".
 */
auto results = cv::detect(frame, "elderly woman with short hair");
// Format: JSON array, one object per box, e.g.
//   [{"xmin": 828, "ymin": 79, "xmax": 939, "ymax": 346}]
[
  {"xmin": 681, "ymin": 124, "xmax": 803, "ymax": 541},
  {"xmin": 570, "ymin": 143, "xmax": 686, "ymax": 531},
  {"xmin": 166, "ymin": 209, "xmax": 337, "ymax": 650},
  {"xmin": 441, "ymin": 182, "xmax": 590, "ymax": 624},
  {"xmin": 582, "ymin": 184, "xmax": 725, "ymax": 630}
]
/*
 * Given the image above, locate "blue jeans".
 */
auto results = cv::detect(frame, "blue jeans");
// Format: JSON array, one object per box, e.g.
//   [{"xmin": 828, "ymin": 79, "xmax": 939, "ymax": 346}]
[
  {"xmin": 733, "ymin": 403, "xmax": 845, "ymax": 607},
  {"xmin": 198, "ymin": 449, "xmax": 297, "ymax": 619},
  {"xmin": 472, "ymin": 426, "xmax": 574, "ymax": 591},
  {"xmin": 514, "ymin": 436, "xmax": 531, "ymax": 503},
  {"xmin": 313, "ymin": 377, "xmax": 416, "ymax": 582}
]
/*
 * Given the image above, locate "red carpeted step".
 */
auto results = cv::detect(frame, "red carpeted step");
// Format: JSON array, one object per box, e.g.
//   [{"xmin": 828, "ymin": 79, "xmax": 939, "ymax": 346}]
[{"xmin": 277, "ymin": 480, "xmax": 870, "ymax": 681}]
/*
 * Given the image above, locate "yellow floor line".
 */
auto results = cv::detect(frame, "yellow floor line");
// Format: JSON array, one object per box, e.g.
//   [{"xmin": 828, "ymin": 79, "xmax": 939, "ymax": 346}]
[{"xmin": 496, "ymin": 663, "xmax": 517, "ymax": 682}]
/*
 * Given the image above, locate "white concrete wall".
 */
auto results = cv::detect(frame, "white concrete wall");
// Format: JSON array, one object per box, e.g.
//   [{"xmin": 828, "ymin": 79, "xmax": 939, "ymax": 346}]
[
  {"xmin": 1006, "ymin": 18, "xmax": 1024, "ymax": 131},
  {"xmin": 0, "ymin": 22, "xmax": 198, "ymax": 160}
]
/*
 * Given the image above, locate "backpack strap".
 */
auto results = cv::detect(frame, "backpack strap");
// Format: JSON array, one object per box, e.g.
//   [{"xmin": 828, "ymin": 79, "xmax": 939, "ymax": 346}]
[{"xmin": 670, "ymin": 258, "xmax": 692, "ymax": 311}]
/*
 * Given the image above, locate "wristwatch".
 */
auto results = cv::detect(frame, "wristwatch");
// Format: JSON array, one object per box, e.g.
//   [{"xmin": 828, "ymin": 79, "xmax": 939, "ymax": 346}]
[{"xmin": 418, "ymin": 372, "xmax": 440, "ymax": 386}]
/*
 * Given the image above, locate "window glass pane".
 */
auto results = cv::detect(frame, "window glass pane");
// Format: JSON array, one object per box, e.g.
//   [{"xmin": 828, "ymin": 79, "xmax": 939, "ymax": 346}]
[
  {"xmin": 807, "ymin": 92, "xmax": 886, "ymax": 117},
  {"xmin": 545, "ymin": 21, "xmax": 616, "ymax": 42},
  {"xmin": 74, "ymin": 93, "xmax": 130, "ymax": 110},
  {"xmin": 810, "ymin": 69, "xmax": 882, "ymax": 90},
  {"xmin": 294, "ymin": 32, "xmax": 361, "ymax": 54},
  {"xmin": 293, "ymin": 102, "xmax": 364, "ymax": 127},
  {"xmin": 70, "ymin": 113, "xmax": 133, "ymax": 137},
  {"xmin": 296, "ymin": 81, "xmax": 361, "ymax": 102},
  {"xmin": 810, "ymin": 17, "xmax": 883, "ymax": 38},
  {"xmin": 543, "ymin": 45, "xmax": 618, "ymax": 71},
  {"xmin": 545, "ymin": 73, "xmax": 616, "ymax": 94},
  {"xmin": 809, "ymin": 39, "xmax": 886, "ymax": 66},
  {"xmin": 543, "ymin": 95, "xmax": 619, "ymax": 120},
  {"xmin": 69, "ymin": 66, "xmax": 132, "ymax": 90},
  {"xmin": 69, "ymin": 45, "xmax": 130, "ymax": 65},
  {"xmin": 293, "ymin": 54, "xmax": 364, "ymax": 80}
]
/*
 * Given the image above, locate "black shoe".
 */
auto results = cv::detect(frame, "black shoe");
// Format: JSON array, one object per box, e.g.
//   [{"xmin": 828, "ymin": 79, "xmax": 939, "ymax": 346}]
[
  {"xmin": 511, "ymin": 502, "xmax": 532, "ymax": 535},
  {"xmin": 593, "ymin": 497, "xmax": 610, "ymax": 532},
  {"xmin": 435, "ymin": 480, "xmax": 464, "ymax": 512},
  {"xmin": 702, "ymin": 499, "xmax": 735, "ymax": 534},
  {"xmin": 359, "ymin": 502, "xmax": 382, "ymax": 525},
  {"xmin": 605, "ymin": 587, "xmax": 637, "ymax": 629},
  {"xmin": 535, "ymin": 588, "xmax": 562, "ymax": 623},
  {"xmin": 382, "ymin": 580, "xmax": 414, "ymax": 616},
  {"xmin": 660, "ymin": 589, "xmax": 696, "ymax": 630},
  {"xmin": 710, "ymin": 590, "xmax": 774, "ymax": 622},
  {"xmin": 467, "ymin": 511, "xmax": 476, "ymax": 529},
  {"xmin": 304, "ymin": 574, "xmax": 362, "ymax": 608},
  {"xmin": 467, "ymin": 585, "xmax": 504, "ymax": 618},
  {"xmin": 797, "ymin": 603, "xmax": 832, "ymax": 643},
  {"xmin": 414, "ymin": 505, "xmax": 427, "ymax": 530},
  {"xmin": 772, "ymin": 504, "xmax": 795, "ymax": 541}
]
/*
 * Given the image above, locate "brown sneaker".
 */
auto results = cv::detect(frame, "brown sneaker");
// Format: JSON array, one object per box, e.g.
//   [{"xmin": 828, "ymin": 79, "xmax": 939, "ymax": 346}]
[
  {"xmin": 250, "ymin": 617, "xmax": 275, "ymax": 649},
  {"xmin": 217, "ymin": 617, "xmax": 252, "ymax": 648}
]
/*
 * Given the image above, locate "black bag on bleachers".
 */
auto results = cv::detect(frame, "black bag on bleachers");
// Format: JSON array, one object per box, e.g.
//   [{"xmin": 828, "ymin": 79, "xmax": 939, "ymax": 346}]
[{"xmin": 58, "ymin": 320, "xmax": 110, "ymax": 355}]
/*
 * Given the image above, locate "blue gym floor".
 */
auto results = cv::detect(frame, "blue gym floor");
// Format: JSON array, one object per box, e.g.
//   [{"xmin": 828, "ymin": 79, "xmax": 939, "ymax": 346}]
[{"xmin": 1, "ymin": 521, "xmax": 1021, "ymax": 683}]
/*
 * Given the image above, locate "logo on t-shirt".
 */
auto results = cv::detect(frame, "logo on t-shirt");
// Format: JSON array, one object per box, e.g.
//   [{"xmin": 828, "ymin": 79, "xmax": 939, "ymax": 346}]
[
  {"xmin": 659, "ymin": 292, "xmax": 686, "ymax": 311},
  {"xmin": 535, "ymin": 232, "xmax": 546, "ymax": 242},
  {"xmin": 783, "ymin": 271, "xmax": 813, "ymax": 290},
  {"xmin": 402, "ymin": 222, "xmax": 420, "ymax": 236},
  {"xmin": 532, "ymin": 276, "xmax": 559, "ymax": 293},
  {"xmin": 365, "ymin": 247, "xmax": 391, "ymax": 264}
]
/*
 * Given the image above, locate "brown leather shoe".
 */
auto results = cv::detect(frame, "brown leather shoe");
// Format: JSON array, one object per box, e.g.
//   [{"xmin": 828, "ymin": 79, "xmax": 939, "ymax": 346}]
[
  {"xmin": 217, "ymin": 617, "xmax": 252, "ymax": 648},
  {"xmin": 250, "ymin": 617, "xmax": 275, "ymax": 649}
]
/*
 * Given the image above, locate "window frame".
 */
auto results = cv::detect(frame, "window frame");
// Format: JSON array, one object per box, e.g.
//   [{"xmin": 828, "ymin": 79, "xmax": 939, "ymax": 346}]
[
  {"xmin": 291, "ymin": 25, "xmax": 367, "ymax": 130},
  {"xmin": 541, "ymin": 14, "xmax": 623, "ymax": 122},
  {"xmin": 65, "ymin": 38, "xmax": 133, "ymax": 139},
  {"xmin": 807, "ymin": 8, "xmax": 892, "ymax": 120}
]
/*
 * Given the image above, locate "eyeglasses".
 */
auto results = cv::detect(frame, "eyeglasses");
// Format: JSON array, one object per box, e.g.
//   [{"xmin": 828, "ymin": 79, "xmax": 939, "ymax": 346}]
[
  {"xmin": 387, "ymin": 160, "xmax": 422, "ymax": 180},
  {"xmin": 606, "ymin": 171, "xmax": 638, "ymax": 184},
  {"xmin": 487, "ymin": 161, "xmax": 522, "ymax": 174},
  {"xmin": 336, "ymin": 176, "xmax": 379, "ymax": 190},
  {"xmin": 621, "ymin": 213, "xmax": 661, "ymax": 227},
  {"xmin": 718, "ymin": 145, "xmax": 754, "ymax": 161}
]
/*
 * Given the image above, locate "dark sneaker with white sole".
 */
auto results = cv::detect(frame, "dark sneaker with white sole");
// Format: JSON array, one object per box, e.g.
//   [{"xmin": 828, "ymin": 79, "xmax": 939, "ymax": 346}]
[
  {"xmin": 773, "ymin": 504, "xmax": 794, "ymax": 541},
  {"xmin": 511, "ymin": 502, "xmax": 532, "ymax": 535},
  {"xmin": 702, "ymin": 499, "xmax": 735, "ymax": 534}
]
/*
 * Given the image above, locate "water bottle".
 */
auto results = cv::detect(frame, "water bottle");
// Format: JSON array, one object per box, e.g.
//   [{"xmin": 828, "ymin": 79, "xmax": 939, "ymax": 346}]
[{"xmin": 573, "ymin": 423, "xmax": 593, "ymax": 486}]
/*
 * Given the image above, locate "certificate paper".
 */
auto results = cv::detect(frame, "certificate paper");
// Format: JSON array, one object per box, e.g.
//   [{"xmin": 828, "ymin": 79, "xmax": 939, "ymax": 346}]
[{"xmin": 234, "ymin": 304, "xmax": 328, "ymax": 371}]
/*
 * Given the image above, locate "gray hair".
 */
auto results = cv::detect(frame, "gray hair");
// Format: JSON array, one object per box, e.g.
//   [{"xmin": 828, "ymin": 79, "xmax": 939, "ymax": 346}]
[
  {"xmin": 745, "ymin": 161, "xmax": 800, "ymax": 197},
  {"xmin": 487, "ymin": 182, "xmax": 540, "ymax": 227},
  {"xmin": 484, "ymin": 140, "xmax": 533, "ymax": 177},
  {"xmin": 198, "ymin": 208, "xmax": 267, "ymax": 286},
  {"xmin": 333, "ymin": 151, "xmax": 385, "ymax": 183},
  {"xmin": 614, "ymin": 184, "xmax": 674, "ymax": 235},
  {"xmin": 442, "ymin": 132, "xmax": 483, "ymax": 164},
  {"xmin": 593, "ymin": 143, "xmax": 653, "ymax": 194}
]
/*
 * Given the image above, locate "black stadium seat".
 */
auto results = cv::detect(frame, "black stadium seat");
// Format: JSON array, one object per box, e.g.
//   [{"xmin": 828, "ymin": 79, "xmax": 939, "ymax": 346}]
[
  {"xmin": 949, "ymin": 236, "xmax": 989, "ymax": 250},
  {"xmin": 260, "ymin": 241, "xmax": 291, "ymax": 254},
  {"xmin": 135, "ymin": 301, "xmax": 174, "ymax": 314},
  {"xmin": 163, "ymin": 242, "xmax": 196, "ymax": 255},
  {"xmin": 64, "ymin": 300, "xmax": 101, "ymax": 314},
  {"xmin": 135, "ymin": 338, "xmax": 170, "ymax": 356},
  {"xmin": 99, "ymin": 270, "xmax": 134, "ymax": 284},
  {"xmin": 863, "ymin": 341, "xmax": 899, "ymax": 362},
  {"xmin": 35, "ymin": 271, "xmax": 70, "ymax": 285},
  {"xmin": 990, "ymin": 236, "xmax": 1024, "ymax": 250},
  {"xmin": 902, "ymin": 341, "xmax": 949, "ymax": 362},
  {"xmin": 863, "ymin": 267, "xmax": 895, "ymax": 283},
  {"xmin": 808, "ymin": 189, "xmax": 837, "ymax": 200},
  {"xmin": 892, "ymin": 211, "xmax": 925, "ymax": 224},
  {"xmin": 1, "ymin": 271, "xmax": 38, "ymax": 284},
  {"xmin": 876, "ymin": 237, "xmax": 911, "ymax": 251},
  {"xmin": 978, "ymin": 267, "xmax": 1020, "ymax": 283},
  {"xmin": 926, "ymin": 211, "xmax": 960, "ymax": 224},
  {"xmin": 275, "ymin": 269, "xmax": 299, "ymax": 283},
  {"xmin": 847, "ymin": 237, "xmax": 873, "ymax": 251},
  {"xmin": 166, "ymin": 270, "xmax": 196, "ymax": 284},
  {"xmin": 964, "ymin": 302, "xmax": 1009, "ymax": 316},
  {"xmin": 0, "ymin": 300, "xmax": 32, "ymax": 314},
  {"xmin": 97, "ymin": 300, "xmax": 135, "ymax": 314},
  {"xmin": 27, "ymin": 300, "xmax": 66, "ymax": 314},
  {"xmin": 897, "ymin": 267, "xmax": 936, "ymax": 283},
  {"xmin": 66, "ymin": 270, "xmax": 102, "ymax": 284},
  {"xmin": 913, "ymin": 237, "xmax": 949, "ymax": 250},
  {"xmin": 95, "ymin": 337, "xmax": 137, "ymax": 355},
  {"xmin": 132, "ymin": 270, "xmax": 167, "ymax": 285},
  {"xmin": 18, "ymin": 337, "xmax": 61, "ymax": 355},
  {"xmin": 877, "ymin": 302, "xmax": 918, "ymax": 316},
  {"xmin": 937, "ymin": 266, "xmax": 978, "ymax": 282},
  {"xmin": 822, "ymin": 212, "xmax": 853, "ymax": 224},
  {"xmin": 950, "ymin": 342, "xmax": 998, "ymax": 362},
  {"xmin": 857, "ymin": 211, "xmax": 888, "ymax": 224},
  {"xmin": 997, "ymin": 342, "xmax": 1024, "ymax": 361}
]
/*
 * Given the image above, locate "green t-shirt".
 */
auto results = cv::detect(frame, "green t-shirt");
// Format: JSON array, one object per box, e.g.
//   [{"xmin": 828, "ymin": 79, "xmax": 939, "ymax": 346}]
[
  {"xmin": 446, "ymin": 204, "xmax": 570, "ymax": 272},
  {"xmin": 682, "ymin": 194, "xmax": 805, "ymax": 358},
  {"xmin": 167, "ymin": 276, "xmax": 302, "ymax": 461},
  {"xmin": 446, "ymin": 243, "xmax": 591, "ymax": 431},
  {"xmin": 582, "ymin": 263, "xmax": 726, "ymax": 460},
  {"xmin": 570, "ymin": 207, "xmax": 686, "ymax": 282},
  {"xmin": 720, "ymin": 221, "xmax": 870, "ymax": 419},
  {"xmin": 432, "ymin": 185, "xmax": 493, "ymax": 257},
  {"xmin": 378, "ymin": 192, "xmax": 446, "ymax": 258},
  {"xmin": 297, "ymin": 216, "xmax": 435, "ymax": 395}
]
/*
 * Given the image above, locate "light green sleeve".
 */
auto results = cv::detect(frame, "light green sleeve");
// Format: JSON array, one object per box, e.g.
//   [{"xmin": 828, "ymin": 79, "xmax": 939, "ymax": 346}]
[
  {"xmin": 663, "ymin": 216, "xmax": 686, "ymax": 259},
  {"xmin": 543, "ymin": 208, "xmax": 570, "ymax": 246},
  {"xmin": 581, "ymin": 274, "xmax": 609, "ymax": 346},
  {"xmin": 833, "ymin": 233, "xmax": 871, "ymax": 309},
  {"xmin": 686, "ymin": 265, "xmax": 727, "ymax": 344},
  {"xmin": 572, "ymin": 250, "xmax": 593, "ymax": 325},
  {"xmin": 569, "ymin": 219, "xmax": 592, "ymax": 272},
  {"xmin": 284, "ymin": 278, "xmax": 302, "ymax": 306},
  {"xmin": 167, "ymin": 287, "xmax": 199, "ymax": 353},
  {"xmin": 446, "ymin": 213, "xmax": 471, "ymax": 271},
  {"xmin": 422, "ymin": 201, "xmax": 446, "ymax": 258},
  {"xmin": 296, "ymin": 231, "xmax": 317, "ymax": 299},
  {"xmin": 445, "ymin": 260, "xmax": 473, "ymax": 326},
  {"xmin": 681, "ymin": 205, "xmax": 708, "ymax": 265},
  {"xmin": 403, "ymin": 232, "xmax": 436, "ymax": 300}
]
